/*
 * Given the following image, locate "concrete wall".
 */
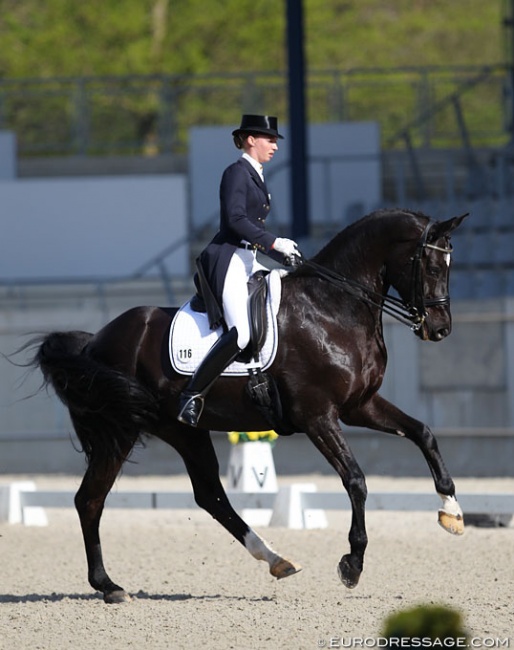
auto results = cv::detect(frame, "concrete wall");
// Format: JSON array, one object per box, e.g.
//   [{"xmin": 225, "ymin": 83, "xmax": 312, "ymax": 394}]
[
  {"xmin": 0, "ymin": 175, "xmax": 189, "ymax": 280},
  {"xmin": 1, "ymin": 297, "xmax": 512, "ymax": 477},
  {"xmin": 1, "ymin": 428, "xmax": 513, "ymax": 479},
  {"xmin": 0, "ymin": 132, "xmax": 16, "ymax": 179}
]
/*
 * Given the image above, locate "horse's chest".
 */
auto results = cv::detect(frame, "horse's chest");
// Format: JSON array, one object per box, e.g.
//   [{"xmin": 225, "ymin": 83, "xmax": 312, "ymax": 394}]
[
  {"xmin": 312, "ymin": 339, "xmax": 383, "ymax": 387},
  {"xmin": 335, "ymin": 337, "xmax": 385, "ymax": 392},
  {"xmin": 360, "ymin": 336, "xmax": 386, "ymax": 380}
]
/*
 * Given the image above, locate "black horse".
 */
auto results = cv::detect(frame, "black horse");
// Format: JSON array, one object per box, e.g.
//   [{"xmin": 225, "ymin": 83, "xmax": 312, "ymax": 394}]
[{"xmin": 31, "ymin": 208, "xmax": 466, "ymax": 604}]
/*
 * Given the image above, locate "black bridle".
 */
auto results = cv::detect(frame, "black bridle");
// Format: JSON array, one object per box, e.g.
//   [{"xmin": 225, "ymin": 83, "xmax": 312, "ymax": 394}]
[
  {"xmin": 408, "ymin": 220, "xmax": 453, "ymax": 326},
  {"xmin": 300, "ymin": 220, "xmax": 453, "ymax": 331}
]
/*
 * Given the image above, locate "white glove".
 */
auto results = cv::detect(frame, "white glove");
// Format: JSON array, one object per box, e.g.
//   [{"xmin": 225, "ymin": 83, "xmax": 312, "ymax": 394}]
[{"xmin": 272, "ymin": 237, "xmax": 299, "ymax": 258}]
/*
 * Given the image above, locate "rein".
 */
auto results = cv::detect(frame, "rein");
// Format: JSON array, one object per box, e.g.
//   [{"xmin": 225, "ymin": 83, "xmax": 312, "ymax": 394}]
[
  {"xmin": 304, "ymin": 259, "xmax": 422, "ymax": 329},
  {"xmin": 301, "ymin": 220, "xmax": 454, "ymax": 331}
]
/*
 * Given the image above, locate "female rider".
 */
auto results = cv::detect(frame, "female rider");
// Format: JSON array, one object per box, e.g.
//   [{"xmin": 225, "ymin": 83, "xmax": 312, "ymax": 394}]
[{"xmin": 177, "ymin": 114, "xmax": 300, "ymax": 427}]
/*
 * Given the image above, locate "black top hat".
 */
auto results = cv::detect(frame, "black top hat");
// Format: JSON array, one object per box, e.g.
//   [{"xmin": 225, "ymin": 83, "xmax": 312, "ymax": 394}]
[{"xmin": 232, "ymin": 114, "xmax": 284, "ymax": 139}]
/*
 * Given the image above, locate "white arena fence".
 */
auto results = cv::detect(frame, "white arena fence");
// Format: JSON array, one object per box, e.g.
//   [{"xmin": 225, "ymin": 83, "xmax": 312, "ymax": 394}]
[{"xmin": 1, "ymin": 481, "xmax": 512, "ymax": 529}]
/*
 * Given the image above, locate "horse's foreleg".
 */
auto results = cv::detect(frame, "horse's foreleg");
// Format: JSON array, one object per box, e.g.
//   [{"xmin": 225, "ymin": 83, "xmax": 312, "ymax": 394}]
[
  {"xmin": 74, "ymin": 434, "xmax": 136, "ymax": 604},
  {"xmin": 305, "ymin": 412, "xmax": 368, "ymax": 588},
  {"xmin": 242, "ymin": 529, "xmax": 301, "ymax": 579},
  {"xmin": 344, "ymin": 393, "xmax": 464, "ymax": 535},
  {"xmin": 172, "ymin": 428, "xmax": 301, "ymax": 580}
]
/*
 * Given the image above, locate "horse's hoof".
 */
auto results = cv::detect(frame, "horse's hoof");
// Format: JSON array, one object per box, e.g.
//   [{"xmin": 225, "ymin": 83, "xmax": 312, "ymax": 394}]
[
  {"xmin": 337, "ymin": 555, "xmax": 361, "ymax": 589},
  {"xmin": 438, "ymin": 510, "xmax": 464, "ymax": 535},
  {"xmin": 104, "ymin": 589, "xmax": 132, "ymax": 604},
  {"xmin": 270, "ymin": 557, "xmax": 302, "ymax": 580}
]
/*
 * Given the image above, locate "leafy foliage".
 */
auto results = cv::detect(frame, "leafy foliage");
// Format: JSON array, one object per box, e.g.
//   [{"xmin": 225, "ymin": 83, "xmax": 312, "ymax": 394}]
[
  {"xmin": 381, "ymin": 604, "xmax": 468, "ymax": 642},
  {"xmin": 0, "ymin": 1, "xmax": 508, "ymax": 154},
  {"xmin": 0, "ymin": 0, "xmax": 504, "ymax": 79}
]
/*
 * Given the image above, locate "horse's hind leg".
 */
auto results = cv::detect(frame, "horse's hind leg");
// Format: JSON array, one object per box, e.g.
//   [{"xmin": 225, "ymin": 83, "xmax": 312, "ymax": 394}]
[
  {"xmin": 73, "ymin": 424, "xmax": 137, "ymax": 603},
  {"xmin": 344, "ymin": 393, "xmax": 464, "ymax": 535},
  {"xmin": 168, "ymin": 426, "xmax": 301, "ymax": 580}
]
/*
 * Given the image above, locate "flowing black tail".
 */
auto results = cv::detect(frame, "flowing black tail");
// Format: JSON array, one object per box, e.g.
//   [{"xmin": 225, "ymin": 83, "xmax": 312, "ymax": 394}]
[{"xmin": 32, "ymin": 331, "xmax": 159, "ymax": 466}]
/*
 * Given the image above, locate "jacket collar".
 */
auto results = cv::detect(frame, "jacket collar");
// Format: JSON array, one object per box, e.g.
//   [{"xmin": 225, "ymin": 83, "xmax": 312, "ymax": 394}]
[{"xmin": 239, "ymin": 157, "xmax": 266, "ymax": 191}]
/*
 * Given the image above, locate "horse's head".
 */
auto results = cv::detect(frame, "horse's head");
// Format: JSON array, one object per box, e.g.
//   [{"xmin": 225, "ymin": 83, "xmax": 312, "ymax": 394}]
[{"xmin": 389, "ymin": 213, "xmax": 468, "ymax": 342}]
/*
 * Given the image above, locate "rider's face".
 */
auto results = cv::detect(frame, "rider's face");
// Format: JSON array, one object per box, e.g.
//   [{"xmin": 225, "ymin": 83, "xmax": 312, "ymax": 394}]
[{"xmin": 247, "ymin": 134, "xmax": 278, "ymax": 164}]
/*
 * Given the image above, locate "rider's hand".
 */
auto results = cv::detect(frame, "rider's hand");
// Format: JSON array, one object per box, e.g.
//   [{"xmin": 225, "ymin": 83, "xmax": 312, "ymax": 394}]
[{"xmin": 272, "ymin": 237, "xmax": 300, "ymax": 258}]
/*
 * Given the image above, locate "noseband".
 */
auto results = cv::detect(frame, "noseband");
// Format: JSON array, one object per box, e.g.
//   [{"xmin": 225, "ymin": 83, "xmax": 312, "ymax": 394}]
[{"xmin": 303, "ymin": 220, "xmax": 453, "ymax": 331}]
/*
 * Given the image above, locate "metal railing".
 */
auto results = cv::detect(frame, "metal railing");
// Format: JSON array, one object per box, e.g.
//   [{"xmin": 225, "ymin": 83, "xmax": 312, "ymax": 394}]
[{"xmin": 0, "ymin": 65, "xmax": 510, "ymax": 156}]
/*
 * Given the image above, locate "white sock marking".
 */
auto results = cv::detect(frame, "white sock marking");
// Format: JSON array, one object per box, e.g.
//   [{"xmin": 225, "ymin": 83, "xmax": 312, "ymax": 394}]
[
  {"xmin": 243, "ymin": 530, "xmax": 280, "ymax": 566},
  {"xmin": 438, "ymin": 493, "xmax": 463, "ymax": 518}
]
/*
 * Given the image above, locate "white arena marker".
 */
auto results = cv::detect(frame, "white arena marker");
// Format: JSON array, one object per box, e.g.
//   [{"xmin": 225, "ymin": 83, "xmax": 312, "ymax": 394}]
[
  {"xmin": 269, "ymin": 484, "xmax": 328, "ymax": 530},
  {"xmin": 0, "ymin": 481, "xmax": 48, "ymax": 526},
  {"xmin": 226, "ymin": 440, "xmax": 278, "ymax": 526}
]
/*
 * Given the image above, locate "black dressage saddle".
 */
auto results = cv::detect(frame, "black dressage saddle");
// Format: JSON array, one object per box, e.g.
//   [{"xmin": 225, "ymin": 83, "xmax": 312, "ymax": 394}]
[
  {"xmin": 190, "ymin": 268, "xmax": 269, "ymax": 363},
  {"xmin": 190, "ymin": 267, "xmax": 295, "ymax": 434}
]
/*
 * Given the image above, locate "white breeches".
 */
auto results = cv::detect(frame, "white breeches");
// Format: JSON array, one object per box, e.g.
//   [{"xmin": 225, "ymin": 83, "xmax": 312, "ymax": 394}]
[{"xmin": 222, "ymin": 249, "xmax": 268, "ymax": 350}]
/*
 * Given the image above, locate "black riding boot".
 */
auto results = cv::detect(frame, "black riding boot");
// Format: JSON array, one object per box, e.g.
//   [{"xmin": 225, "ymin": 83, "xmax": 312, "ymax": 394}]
[{"xmin": 177, "ymin": 327, "xmax": 241, "ymax": 427}]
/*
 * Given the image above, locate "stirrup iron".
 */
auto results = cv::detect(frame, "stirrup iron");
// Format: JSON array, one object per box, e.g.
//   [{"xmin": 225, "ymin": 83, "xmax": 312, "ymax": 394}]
[{"xmin": 177, "ymin": 393, "xmax": 205, "ymax": 427}]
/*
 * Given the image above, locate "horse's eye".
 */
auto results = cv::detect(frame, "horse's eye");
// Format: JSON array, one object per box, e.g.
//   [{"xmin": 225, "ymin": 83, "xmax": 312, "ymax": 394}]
[{"xmin": 427, "ymin": 265, "xmax": 440, "ymax": 277}]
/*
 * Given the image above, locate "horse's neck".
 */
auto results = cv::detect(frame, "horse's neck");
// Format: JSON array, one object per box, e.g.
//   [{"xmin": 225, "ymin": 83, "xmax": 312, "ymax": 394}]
[{"xmin": 315, "ymin": 229, "xmax": 387, "ymax": 293}]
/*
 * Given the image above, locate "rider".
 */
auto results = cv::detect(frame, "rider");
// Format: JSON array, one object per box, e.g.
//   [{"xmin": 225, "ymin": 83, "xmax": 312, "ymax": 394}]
[{"xmin": 177, "ymin": 114, "xmax": 301, "ymax": 427}]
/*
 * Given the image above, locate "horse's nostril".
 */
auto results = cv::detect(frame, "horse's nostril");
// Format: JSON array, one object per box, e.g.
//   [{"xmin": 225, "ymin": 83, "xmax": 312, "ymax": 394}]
[{"xmin": 437, "ymin": 327, "xmax": 450, "ymax": 339}]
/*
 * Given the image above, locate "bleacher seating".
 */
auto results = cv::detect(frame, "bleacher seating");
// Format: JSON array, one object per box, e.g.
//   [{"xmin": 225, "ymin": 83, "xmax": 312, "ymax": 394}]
[{"xmin": 378, "ymin": 197, "xmax": 514, "ymax": 300}]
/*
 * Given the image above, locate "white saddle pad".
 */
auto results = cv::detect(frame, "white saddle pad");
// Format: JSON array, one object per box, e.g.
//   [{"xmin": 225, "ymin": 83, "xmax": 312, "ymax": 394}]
[{"xmin": 169, "ymin": 270, "xmax": 283, "ymax": 376}]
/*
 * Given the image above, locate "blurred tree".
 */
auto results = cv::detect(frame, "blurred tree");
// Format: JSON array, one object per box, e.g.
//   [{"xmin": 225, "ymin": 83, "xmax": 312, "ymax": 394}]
[{"xmin": 0, "ymin": 0, "xmax": 503, "ymax": 79}]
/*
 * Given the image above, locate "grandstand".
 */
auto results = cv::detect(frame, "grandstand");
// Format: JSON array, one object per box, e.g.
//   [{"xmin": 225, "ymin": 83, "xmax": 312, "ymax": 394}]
[
  {"xmin": 1, "ymin": 56, "xmax": 514, "ymax": 472},
  {"xmin": 2, "ymin": 61, "xmax": 513, "ymax": 301}
]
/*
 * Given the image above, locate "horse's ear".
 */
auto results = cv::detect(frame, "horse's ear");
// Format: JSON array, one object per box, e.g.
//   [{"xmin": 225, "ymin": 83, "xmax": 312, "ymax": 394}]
[{"xmin": 429, "ymin": 212, "xmax": 469, "ymax": 241}]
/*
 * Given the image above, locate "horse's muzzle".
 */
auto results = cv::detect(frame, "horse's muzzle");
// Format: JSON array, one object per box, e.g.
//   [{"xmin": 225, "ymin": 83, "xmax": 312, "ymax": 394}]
[
  {"xmin": 433, "ymin": 325, "xmax": 451, "ymax": 341},
  {"xmin": 417, "ymin": 318, "xmax": 452, "ymax": 342}
]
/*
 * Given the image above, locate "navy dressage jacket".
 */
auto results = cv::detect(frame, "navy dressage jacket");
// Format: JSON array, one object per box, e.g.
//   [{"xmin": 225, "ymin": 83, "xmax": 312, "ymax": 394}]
[{"xmin": 196, "ymin": 157, "xmax": 281, "ymax": 327}]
